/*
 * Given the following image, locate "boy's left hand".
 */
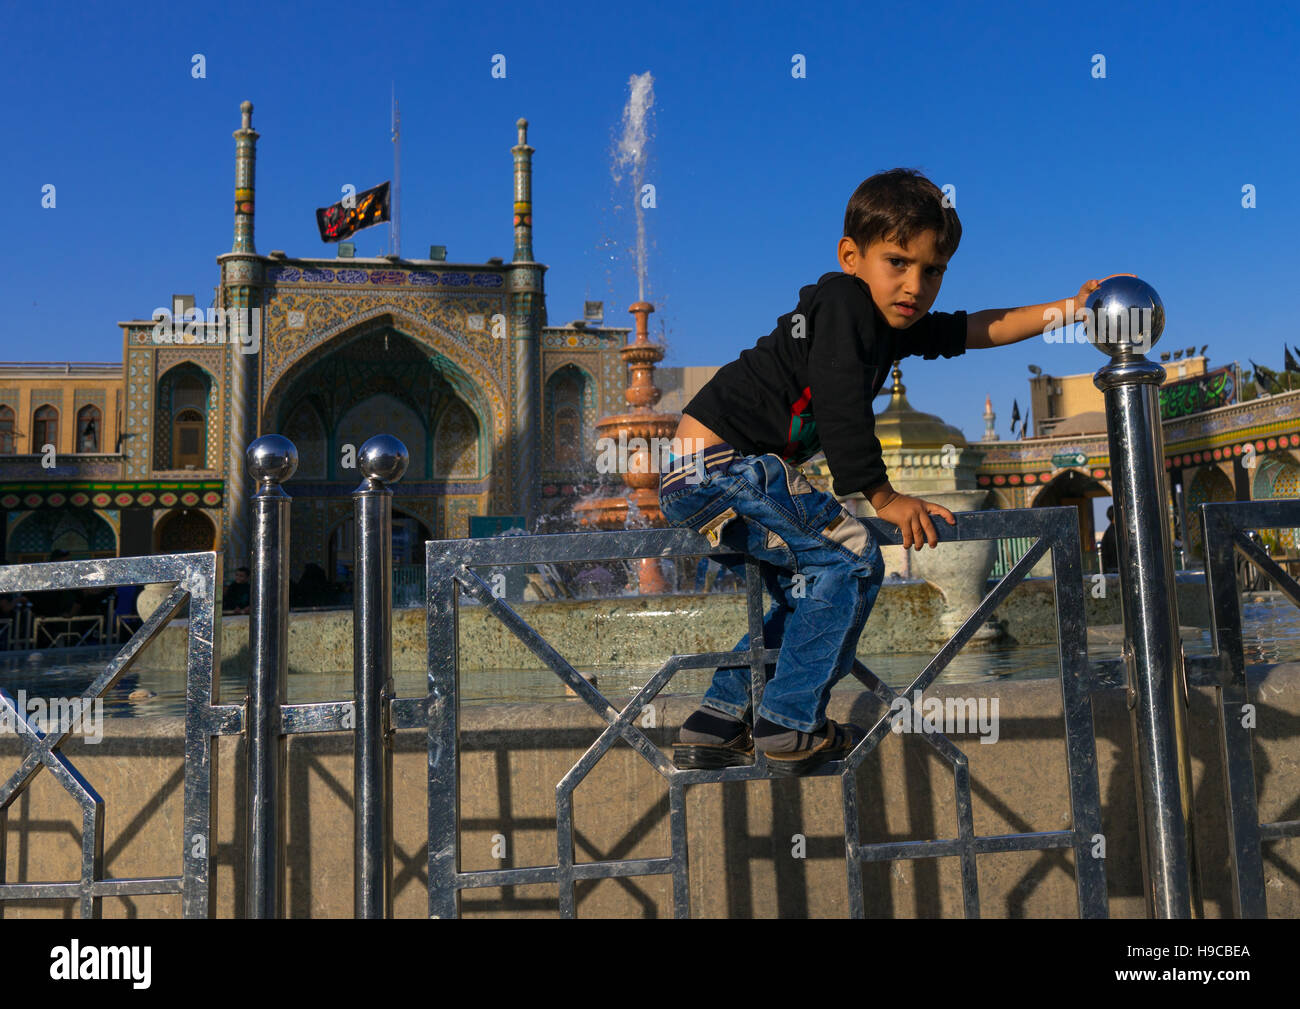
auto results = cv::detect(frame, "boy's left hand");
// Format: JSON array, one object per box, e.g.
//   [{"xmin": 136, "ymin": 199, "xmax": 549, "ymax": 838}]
[{"xmin": 874, "ymin": 493, "xmax": 957, "ymax": 551}]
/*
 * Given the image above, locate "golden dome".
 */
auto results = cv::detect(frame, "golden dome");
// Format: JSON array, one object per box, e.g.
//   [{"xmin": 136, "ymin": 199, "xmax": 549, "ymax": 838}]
[{"xmin": 875, "ymin": 362, "xmax": 969, "ymax": 450}]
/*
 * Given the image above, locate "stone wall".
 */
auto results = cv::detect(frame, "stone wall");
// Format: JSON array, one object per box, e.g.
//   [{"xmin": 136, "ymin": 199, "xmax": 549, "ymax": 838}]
[
  {"xmin": 2, "ymin": 664, "xmax": 1296, "ymax": 918},
  {"xmin": 137, "ymin": 575, "xmax": 1210, "ymax": 678}
]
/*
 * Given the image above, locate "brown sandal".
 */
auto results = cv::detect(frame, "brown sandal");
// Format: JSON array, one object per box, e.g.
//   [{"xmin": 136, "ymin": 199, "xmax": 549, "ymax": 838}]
[
  {"xmin": 760, "ymin": 719, "xmax": 864, "ymax": 777},
  {"xmin": 673, "ymin": 725, "xmax": 755, "ymax": 769}
]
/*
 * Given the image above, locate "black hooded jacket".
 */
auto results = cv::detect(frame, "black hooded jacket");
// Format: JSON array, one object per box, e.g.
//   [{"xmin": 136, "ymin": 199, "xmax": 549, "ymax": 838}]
[{"xmin": 682, "ymin": 271, "xmax": 968, "ymax": 499}]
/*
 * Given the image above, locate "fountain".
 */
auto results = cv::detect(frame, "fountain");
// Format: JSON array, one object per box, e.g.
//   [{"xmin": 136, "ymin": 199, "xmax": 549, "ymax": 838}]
[
  {"xmin": 573, "ymin": 300, "xmax": 678, "ymax": 593},
  {"xmin": 573, "ymin": 73, "xmax": 678, "ymax": 594},
  {"xmin": 858, "ymin": 362, "xmax": 1000, "ymax": 642}
]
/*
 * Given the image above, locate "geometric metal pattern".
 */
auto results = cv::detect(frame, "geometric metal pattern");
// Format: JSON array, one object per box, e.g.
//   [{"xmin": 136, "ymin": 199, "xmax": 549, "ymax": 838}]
[
  {"xmin": 0, "ymin": 552, "xmax": 236, "ymax": 919},
  {"xmin": 1190, "ymin": 498, "xmax": 1300, "ymax": 918},
  {"xmin": 842, "ymin": 507, "xmax": 1107, "ymax": 918},
  {"xmin": 424, "ymin": 506, "xmax": 1109, "ymax": 918}
]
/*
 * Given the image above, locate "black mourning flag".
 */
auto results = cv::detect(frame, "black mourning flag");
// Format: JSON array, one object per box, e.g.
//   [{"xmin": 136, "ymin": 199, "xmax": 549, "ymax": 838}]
[
  {"xmin": 316, "ymin": 181, "xmax": 390, "ymax": 243},
  {"xmin": 1250, "ymin": 359, "xmax": 1280, "ymax": 393},
  {"xmin": 1285, "ymin": 344, "xmax": 1300, "ymax": 374}
]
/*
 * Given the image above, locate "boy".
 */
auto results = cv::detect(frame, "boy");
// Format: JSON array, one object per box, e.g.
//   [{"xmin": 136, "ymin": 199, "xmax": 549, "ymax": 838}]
[{"xmin": 659, "ymin": 167, "xmax": 1105, "ymax": 776}]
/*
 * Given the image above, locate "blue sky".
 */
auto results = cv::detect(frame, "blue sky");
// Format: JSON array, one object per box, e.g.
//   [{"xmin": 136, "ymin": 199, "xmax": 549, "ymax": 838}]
[{"xmin": 3, "ymin": 0, "xmax": 1296, "ymax": 445}]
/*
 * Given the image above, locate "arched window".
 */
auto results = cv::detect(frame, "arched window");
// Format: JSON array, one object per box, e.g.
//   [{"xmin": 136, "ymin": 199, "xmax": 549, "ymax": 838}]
[
  {"xmin": 0, "ymin": 406, "xmax": 13, "ymax": 454},
  {"xmin": 174, "ymin": 408, "xmax": 206, "ymax": 469},
  {"xmin": 33, "ymin": 405, "xmax": 58, "ymax": 452},
  {"xmin": 548, "ymin": 367, "xmax": 586, "ymax": 469},
  {"xmin": 76, "ymin": 404, "xmax": 101, "ymax": 453},
  {"xmin": 155, "ymin": 367, "xmax": 211, "ymax": 470},
  {"xmin": 174, "ymin": 374, "xmax": 206, "ymax": 411}
]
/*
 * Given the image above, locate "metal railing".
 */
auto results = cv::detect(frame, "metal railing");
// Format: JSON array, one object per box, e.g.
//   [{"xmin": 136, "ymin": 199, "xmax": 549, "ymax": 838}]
[
  {"xmin": 0, "ymin": 552, "xmax": 228, "ymax": 918},
  {"xmin": 1190, "ymin": 499, "xmax": 1300, "ymax": 918},
  {"xmin": 31, "ymin": 615, "xmax": 105, "ymax": 649},
  {"xmin": 425, "ymin": 505, "xmax": 1109, "ymax": 918},
  {"xmin": 0, "ymin": 602, "xmax": 33, "ymax": 650}
]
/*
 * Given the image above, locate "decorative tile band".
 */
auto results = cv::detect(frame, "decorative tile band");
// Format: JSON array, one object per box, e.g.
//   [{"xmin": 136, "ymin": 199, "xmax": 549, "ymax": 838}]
[
  {"xmin": 0, "ymin": 481, "xmax": 222, "ymax": 511},
  {"xmin": 267, "ymin": 267, "xmax": 503, "ymax": 288},
  {"xmin": 973, "ymin": 432, "xmax": 1300, "ymax": 486},
  {"xmin": 978, "ymin": 468, "xmax": 1111, "ymax": 487}
]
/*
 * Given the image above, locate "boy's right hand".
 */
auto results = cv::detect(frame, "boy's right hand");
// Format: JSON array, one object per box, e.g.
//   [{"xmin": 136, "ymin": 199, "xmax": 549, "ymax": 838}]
[{"xmin": 874, "ymin": 493, "xmax": 957, "ymax": 550}]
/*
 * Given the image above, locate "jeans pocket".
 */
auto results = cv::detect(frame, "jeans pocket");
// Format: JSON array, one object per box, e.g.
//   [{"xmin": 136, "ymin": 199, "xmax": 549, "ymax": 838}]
[
  {"xmin": 697, "ymin": 506, "xmax": 741, "ymax": 548},
  {"xmin": 819, "ymin": 506, "xmax": 881, "ymax": 574},
  {"xmin": 777, "ymin": 457, "xmax": 815, "ymax": 496}
]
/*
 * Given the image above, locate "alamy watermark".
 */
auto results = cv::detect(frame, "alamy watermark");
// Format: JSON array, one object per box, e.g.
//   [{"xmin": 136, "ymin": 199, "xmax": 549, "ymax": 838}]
[
  {"xmin": 151, "ymin": 306, "xmax": 261, "ymax": 355},
  {"xmin": 0, "ymin": 690, "xmax": 105, "ymax": 744},
  {"xmin": 889, "ymin": 690, "xmax": 1000, "ymax": 744},
  {"xmin": 50, "ymin": 940, "xmax": 150, "ymax": 988},
  {"xmin": 1043, "ymin": 300, "xmax": 1154, "ymax": 352}
]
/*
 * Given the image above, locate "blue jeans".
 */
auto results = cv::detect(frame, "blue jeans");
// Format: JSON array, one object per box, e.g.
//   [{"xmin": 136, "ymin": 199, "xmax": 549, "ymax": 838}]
[{"xmin": 658, "ymin": 445, "xmax": 885, "ymax": 732}]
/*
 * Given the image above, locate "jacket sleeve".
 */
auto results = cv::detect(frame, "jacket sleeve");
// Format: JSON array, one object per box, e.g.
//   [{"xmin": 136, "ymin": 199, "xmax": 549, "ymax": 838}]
[
  {"xmin": 897, "ymin": 309, "xmax": 969, "ymax": 359},
  {"xmin": 807, "ymin": 284, "xmax": 889, "ymax": 497}
]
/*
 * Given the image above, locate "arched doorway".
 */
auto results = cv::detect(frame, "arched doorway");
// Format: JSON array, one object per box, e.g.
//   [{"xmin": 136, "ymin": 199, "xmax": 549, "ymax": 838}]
[
  {"xmin": 1184, "ymin": 465, "xmax": 1235, "ymax": 559},
  {"xmin": 5, "ymin": 509, "xmax": 117, "ymax": 563},
  {"xmin": 545, "ymin": 364, "xmax": 594, "ymax": 471},
  {"xmin": 1251, "ymin": 452, "xmax": 1300, "ymax": 565},
  {"xmin": 155, "ymin": 510, "xmax": 216, "ymax": 552},
  {"xmin": 266, "ymin": 327, "xmax": 487, "ymax": 479},
  {"xmin": 1032, "ymin": 468, "xmax": 1112, "ymax": 570},
  {"xmin": 263, "ymin": 322, "xmax": 490, "ymax": 567}
]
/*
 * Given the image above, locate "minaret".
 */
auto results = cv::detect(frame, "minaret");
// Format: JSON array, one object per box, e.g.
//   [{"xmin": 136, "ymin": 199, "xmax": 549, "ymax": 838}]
[
  {"xmin": 508, "ymin": 118, "xmax": 544, "ymax": 527},
  {"xmin": 982, "ymin": 394, "xmax": 1000, "ymax": 441},
  {"xmin": 512, "ymin": 118, "xmax": 534, "ymax": 263},
  {"xmin": 218, "ymin": 100, "xmax": 266, "ymax": 572},
  {"xmin": 232, "ymin": 100, "xmax": 258, "ymax": 254}
]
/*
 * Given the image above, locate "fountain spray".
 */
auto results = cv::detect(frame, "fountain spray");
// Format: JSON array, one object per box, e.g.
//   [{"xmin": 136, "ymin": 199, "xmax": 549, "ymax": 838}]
[{"xmin": 613, "ymin": 72, "xmax": 655, "ymax": 304}]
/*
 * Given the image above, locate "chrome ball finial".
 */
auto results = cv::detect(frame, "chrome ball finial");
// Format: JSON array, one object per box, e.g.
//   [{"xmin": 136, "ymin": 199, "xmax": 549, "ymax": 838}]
[
  {"xmin": 358, "ymin": 434, "xmax": 409, "ymax": 485},
  {"xmin": 1083, "ymin": 275, "xmax": 1165, "ymax": 359},
  {"xmin": 246, "ymin": 435, "xmax": 298, "ymax": 485}
]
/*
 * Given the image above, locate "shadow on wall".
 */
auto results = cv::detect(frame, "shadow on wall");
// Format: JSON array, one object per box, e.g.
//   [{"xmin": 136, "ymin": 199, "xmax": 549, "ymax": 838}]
[{"xmin": 2, "ymin": 667, "xmax": 1298, "ymax": 918}]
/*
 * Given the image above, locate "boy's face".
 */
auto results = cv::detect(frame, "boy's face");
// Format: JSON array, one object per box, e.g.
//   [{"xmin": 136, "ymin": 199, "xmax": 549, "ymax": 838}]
[{"xmin": 837, "ymin": 229, "xmax": 949, "ymax": 330}]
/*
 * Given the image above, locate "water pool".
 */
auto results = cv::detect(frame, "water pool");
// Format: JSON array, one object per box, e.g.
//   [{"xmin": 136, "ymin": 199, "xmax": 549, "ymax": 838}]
[{"xmin": 2, "ymin": 593, "xmax": 1297, "ymax": 719}]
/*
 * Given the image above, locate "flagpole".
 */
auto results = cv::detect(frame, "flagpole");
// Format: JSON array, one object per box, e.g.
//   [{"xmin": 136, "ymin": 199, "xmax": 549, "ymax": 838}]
[{"xmin": 391, "ymin": 86, "xmax": 402, "ymax": 259}]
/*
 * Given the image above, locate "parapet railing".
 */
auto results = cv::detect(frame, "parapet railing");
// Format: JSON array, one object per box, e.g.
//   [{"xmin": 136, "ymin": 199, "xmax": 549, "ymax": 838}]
[
  {"xmin": 0, "ymin": 602, "xmax": 33, "ymax": 651},
  {"xmin": 1190, "ymin": 498, "xmax": 1300, "ymax": 918},
  {"xmin": 425, "ymin": 505, "xmax": 1109, "ymax": 919},
  {"xmin": 32, "ymin": 615, "xmax": 105, "ymax": 649}
]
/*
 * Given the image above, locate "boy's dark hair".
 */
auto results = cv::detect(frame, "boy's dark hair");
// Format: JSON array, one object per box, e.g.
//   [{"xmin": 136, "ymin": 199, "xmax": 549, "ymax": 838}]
[{"xmin": 843, "ymin": 168, "xmax": 962, "ymax": 258}]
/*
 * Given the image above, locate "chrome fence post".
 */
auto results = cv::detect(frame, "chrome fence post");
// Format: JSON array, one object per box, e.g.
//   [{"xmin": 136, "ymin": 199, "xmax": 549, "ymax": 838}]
[
  {"xmin": 1089, "ymin": 277, "xmax": 1198, "ymax": 918},
  {"xmin": 353, "ymin": 434, "xmax": 408, "ymax": 918},
  {"xmin": 245, "ymin": 435, "xmax": 297, "ymax": 918}
]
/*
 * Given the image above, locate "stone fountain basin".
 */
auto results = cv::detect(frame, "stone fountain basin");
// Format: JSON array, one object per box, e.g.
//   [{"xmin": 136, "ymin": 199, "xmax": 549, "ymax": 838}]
[{"xmin": 861, "ymin": 489, "xmax": 1001, "ymax": 642}]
